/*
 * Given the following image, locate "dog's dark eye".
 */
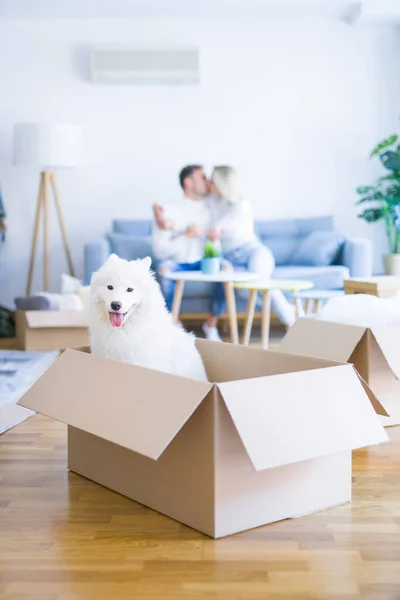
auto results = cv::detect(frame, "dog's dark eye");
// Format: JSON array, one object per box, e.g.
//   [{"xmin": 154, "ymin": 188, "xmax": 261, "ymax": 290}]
[
  {"xmin": 126, "ymin": 287, "xmax": 133, "ymax": 293},
  {"xmin": 107, "ymin": 285, "xmax": 114, "ymax": 290}
]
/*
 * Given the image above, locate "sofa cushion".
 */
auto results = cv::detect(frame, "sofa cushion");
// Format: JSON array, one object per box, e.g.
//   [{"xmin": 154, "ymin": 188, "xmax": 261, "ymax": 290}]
[
  {"xmin": 255, "ymin": 217, "xmax": 334, "ymax": 266},
  {"xmin": 260, "ymin": 237, "xmax": 298, "ymax": 266},
  {"xmin": 292, "ymin": 231, "xmax": 345, "ymax": 267},
  {"xmin": 107, "ymin": 233, "xmax": 153, "ymax": 262},
  {"xmin": 113, "ymin": 220, "xmax": 152, "ymax": 236},
  {"xmin": 273, "ymin": 265, "xmax": 349, "ymax": 290}
]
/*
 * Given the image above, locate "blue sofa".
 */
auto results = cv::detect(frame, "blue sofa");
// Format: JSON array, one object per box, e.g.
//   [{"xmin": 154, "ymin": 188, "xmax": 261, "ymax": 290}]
[{"xmin": 84, "ymin": 216, "xmax": 372, "ymax": 316}]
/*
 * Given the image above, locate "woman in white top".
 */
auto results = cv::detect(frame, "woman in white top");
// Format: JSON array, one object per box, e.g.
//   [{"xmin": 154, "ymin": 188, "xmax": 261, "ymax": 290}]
[{"xmin": 208, "ymin": 166, "xmax": 295, "ymax": 327}]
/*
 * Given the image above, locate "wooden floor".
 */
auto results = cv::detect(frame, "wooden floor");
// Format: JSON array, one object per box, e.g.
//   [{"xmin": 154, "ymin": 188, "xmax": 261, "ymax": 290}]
[{"xmin": 1, "ymin": 417, "xmax": 400, "ymax": 600}]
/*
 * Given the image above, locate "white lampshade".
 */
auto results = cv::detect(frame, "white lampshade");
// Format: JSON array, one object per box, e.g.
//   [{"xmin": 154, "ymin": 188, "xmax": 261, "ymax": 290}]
[{"xmin": 13, "ymin": 122, "xmax": 82, "ymax": 169}]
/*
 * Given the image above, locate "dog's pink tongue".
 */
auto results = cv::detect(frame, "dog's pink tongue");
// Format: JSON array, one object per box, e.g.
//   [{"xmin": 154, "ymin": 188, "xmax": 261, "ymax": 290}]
[{"xmin": 109, "ymin": 312, "xmax": 123, "ymax": 328}]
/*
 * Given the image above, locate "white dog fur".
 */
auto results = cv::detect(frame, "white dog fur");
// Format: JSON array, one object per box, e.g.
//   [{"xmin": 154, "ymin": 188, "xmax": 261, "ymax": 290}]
[{"xmin": 89, "ymin": 254, "xmax": 208, "ymax": 382}]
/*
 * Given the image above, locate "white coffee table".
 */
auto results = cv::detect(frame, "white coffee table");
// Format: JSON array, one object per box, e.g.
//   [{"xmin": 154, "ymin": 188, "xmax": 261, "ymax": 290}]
[{"xmin": 163, "ymin": 271, "xmax": 259, "ymax": 344}]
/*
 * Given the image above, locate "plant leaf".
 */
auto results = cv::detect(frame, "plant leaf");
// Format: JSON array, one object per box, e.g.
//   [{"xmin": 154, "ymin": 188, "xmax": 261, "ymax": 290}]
[
  {"xmin": 357, "ymin": 208, "xmax": 385, "ymax": 222},
  {"xmin": 355, "ymin": 191, "xmax": 384, "ymax": 204},
  {"xmin": 356, "ymin": 186, "xmax": 376, "ymax": 194},
  {"xmin": 203, "ymin": 241, "xmax": 220, "ymax": 258},
  {"xmin": 370, "ymin": 134, "xmax": 398, "ymax": 157},
  {"xmin": 377, "ymin": 173, "xmax": 400, "ymax": 183},
  {"xmin": 380, "ymin": 151, "xmax": 400, "ymax": 171},
  {"xmin": 383, "ymin": 185, "xmax": 400, "ymax": 205}
]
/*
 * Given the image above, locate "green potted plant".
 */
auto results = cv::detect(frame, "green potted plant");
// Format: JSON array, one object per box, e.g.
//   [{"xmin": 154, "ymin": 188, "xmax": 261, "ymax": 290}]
[
  {"xmin": 201, "ymin": 241, "xmax": 221, "ymax": 274},
  {"xmin": 356, "ymin": 134, "xmax": 400, "ymax": 275}
]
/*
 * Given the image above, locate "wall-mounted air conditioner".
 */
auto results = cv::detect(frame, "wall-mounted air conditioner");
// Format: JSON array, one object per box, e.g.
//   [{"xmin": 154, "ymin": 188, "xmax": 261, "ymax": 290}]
[{"xmin": 90, "ymin": 46, "xmax": 200, "ymax": 85}]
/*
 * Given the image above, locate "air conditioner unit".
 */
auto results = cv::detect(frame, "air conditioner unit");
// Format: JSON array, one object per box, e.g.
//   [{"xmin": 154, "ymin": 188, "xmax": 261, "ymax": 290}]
[{"xmin": 90, "ymin": 46, "xmax": 200, "ymax": 85}]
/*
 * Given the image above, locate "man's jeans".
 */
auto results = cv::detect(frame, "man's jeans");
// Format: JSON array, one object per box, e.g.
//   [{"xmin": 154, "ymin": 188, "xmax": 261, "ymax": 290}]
[{"xmin": 224, "ymin": 241, "xmax": 295, "ymax": 326}]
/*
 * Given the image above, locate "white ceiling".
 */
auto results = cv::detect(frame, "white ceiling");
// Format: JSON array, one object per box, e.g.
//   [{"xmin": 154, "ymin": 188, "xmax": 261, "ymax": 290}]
[{"xmin": 0, "ymin": 0, "xmax": 398, "ymax": 22}]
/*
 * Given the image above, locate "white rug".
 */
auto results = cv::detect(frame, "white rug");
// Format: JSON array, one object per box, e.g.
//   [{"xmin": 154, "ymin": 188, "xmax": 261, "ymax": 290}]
[{"xmin": 0, "ymin": 350, "xmax": 58, "ymax": 434}]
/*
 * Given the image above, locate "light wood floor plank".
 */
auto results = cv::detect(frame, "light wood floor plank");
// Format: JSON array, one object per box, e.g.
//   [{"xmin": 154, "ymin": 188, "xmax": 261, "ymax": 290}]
[{"xmin": 0, "ymin": 414, "xmax": 399, "ymax": 599}]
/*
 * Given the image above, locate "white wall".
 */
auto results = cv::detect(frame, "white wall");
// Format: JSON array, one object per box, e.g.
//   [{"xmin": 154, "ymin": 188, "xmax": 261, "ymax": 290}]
[{"xmin": 0, "ymin": 16, "xmax": 399, "ymax": 308}]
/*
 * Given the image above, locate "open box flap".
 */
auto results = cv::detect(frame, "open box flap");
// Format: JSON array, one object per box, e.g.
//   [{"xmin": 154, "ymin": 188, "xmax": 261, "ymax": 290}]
[
  {"xmin": 354, "ymin": 369, "xmax": 388, "ymax": 417},
  {"xmin": 25, "ymin": 311, "xmax": 89, "ymax": 329},
  {"xmin": 370, "ymin": 326, "xmax": 400, "ymax": 381},
  {"xmin": 217, "ymin": 364, "xmax": 388, "ymax": 472},
  {"xmin": 195, "ymin": 336, "xmax": 344, "ymax": 383},
  {"xmin": 17, "ymin": 349, "xmax": 213, "ymax": 459},
  {"xmin": 279, "ymin": 318, "xmax": 367, "ymax": 362}
]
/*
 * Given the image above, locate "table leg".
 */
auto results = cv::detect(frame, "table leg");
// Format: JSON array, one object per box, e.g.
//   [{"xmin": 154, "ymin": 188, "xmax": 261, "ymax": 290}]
[
  {"xmin": 314, "ymin": 299, "xmax": 322, "ymax": 314},
  {"xmin": 171, "ymin": 279, "xmax": 185, "ymax": 323},
  {"xmin": 242, "ymin": 289, "xmax": 258, "ymax": 346},
  {"xmin": 294, "ymin": 296, "xmax": 303, "ymax": 318},
  {"xmin": 261, "ymin": 290, "xmax": 272, "ymax": 349},
  {"xmin": 304, "ymin": 298, "xmax": 311, "ymax": 315},
  {"xmin": 224, "ymin": 281, "xmax": 239, "ymax": 344}
]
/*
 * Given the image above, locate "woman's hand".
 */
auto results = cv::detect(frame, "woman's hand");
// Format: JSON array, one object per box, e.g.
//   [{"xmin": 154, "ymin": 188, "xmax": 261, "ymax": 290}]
[
  {"xmin": 206, "ymin": 228, "xmax": 221, "ymax": 242},
  {"xmin": 185, "ymin": 224, "xmax": 204, "ymax": 238}
]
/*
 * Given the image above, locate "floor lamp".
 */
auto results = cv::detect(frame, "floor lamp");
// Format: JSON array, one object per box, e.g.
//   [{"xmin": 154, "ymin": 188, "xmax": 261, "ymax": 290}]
[{"xmin": 13, "ymin": 123, "xmax": 82, "ymax": 295}]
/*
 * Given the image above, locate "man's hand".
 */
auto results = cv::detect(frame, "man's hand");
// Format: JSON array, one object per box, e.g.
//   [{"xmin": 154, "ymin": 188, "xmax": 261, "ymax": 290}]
[
  {"xmin": 153, "ymin": 204, "xmax": 174, "ymax": 230},
  {"xmin": 185, "ymin": 224, "xmax": 204, "ymax": 239},
  {"xmin": 206, "ymin": 228, "xmax": 221, "ymax": 242}
]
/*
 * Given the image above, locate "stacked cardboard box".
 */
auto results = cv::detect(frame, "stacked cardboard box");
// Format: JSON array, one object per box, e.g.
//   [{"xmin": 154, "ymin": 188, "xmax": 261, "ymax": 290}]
[
  {"xmin": 281, "ymin": 318, "xmax": 400, "ymax": 427},
  {"xmin": 15, "ymin": 310, "xmax": 89, "ymax": 351}
]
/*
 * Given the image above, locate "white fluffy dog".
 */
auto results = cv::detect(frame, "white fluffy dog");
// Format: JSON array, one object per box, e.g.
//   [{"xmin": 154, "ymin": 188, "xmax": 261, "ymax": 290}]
[{"xmin": 89, "ymin": 254, "xmax": 208, "ymax": 382}]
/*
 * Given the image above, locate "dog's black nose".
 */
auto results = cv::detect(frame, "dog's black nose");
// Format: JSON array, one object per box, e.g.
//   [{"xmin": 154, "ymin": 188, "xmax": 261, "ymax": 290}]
[{"xmin": 111, "ymin": 301, "xmax": 122, "ymax": 311}]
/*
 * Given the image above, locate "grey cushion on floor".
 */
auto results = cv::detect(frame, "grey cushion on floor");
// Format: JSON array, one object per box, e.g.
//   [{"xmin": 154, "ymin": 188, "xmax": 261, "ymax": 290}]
[{"xmin": 14, "ymin": 296, "xmax": 53, "ymax": 311}]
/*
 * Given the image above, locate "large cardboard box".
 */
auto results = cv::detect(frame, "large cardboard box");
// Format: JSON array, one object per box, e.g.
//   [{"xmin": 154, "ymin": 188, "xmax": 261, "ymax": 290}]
[
  {"xmin": 280, "ymin": 318, "xmax": 400, "ymax": 427},
  {"xmin": 17, "ymin": 340, "xmax": 387, "ymax": 538},
  {"xmin": 15, "ymin": 310, "xmax": 89, "ymax": 351}
]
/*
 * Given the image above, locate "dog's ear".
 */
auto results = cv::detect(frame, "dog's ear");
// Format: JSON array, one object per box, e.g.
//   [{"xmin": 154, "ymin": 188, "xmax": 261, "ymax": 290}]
[
  {"xmin": 106, "ymin": 253, "xmax": 119, "ymax": 264},
  {"xmin": 141, "ymin": 256, "xmax": 152, "ymax": 271}
]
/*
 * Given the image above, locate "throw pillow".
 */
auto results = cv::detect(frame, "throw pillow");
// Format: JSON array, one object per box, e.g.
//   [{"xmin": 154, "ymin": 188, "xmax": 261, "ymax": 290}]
[
  {"xmin": 292, "ymin": 231, "xmax": 345, "ymax": 267},
  {"xmin": 107, "ymin": 233, "xmax": 153, "ymax": 263},
  {"xmin": 61, "ymin": 273, "xmax": 82, "ymax": 294},
  {"xmin": 14, "ymin": 292, "xmax": 85, "ymax": 311},
  {"xmin": 36, "ymin": 292, "xmax": 85, "ymax": 311}
]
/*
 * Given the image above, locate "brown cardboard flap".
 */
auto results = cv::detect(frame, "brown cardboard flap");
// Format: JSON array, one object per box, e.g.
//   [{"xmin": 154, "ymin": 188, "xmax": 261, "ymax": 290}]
[
  {"xmin": 354, "ymin": 370, "xmax": 389, "ymax": 417},
  {"xmin": 196, "ymin": 337, "xmax": 342, "ymax": 383},
  {"xmin": 279, "ymin": 318, "xmax": 367, "ymax": 362},
  {"xmin": 218, "ymin": 364, "xmax": 388, "ymax": 472},
  {"xmin": 17, "ymin": 349, "xmax": 213, "ymax": 459},
  {"xmin": 370, "ymin": 326, "xmax": 400, "ymax": 380},
  {"xmin": 25, "ymin": 311, "xmax": 88, "ymax": 329}
]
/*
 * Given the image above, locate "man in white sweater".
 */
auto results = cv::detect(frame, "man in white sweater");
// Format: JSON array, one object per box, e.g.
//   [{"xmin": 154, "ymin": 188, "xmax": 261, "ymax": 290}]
[{"xmin": 152, "ymin": 165, "xmax": 228, "ymax": 342}]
